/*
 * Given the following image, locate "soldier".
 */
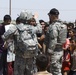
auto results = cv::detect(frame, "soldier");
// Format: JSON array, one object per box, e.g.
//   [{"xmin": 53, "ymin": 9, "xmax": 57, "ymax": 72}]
[
  {"xmin": 43, "ymin": 8, "xmax": 67, "ymax": 75},
  {"xmin": 3, "ymin": 10, "xmax": 42, "ymax": 75},
  {"xmin": 15, "ymin": 11, "xmax": 42, "ymax": 75}
]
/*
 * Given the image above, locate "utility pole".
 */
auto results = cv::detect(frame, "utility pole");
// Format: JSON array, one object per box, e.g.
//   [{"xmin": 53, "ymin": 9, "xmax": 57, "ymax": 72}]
[
  {"xmin": 75, "ymin": 19, "xmax": 76, "ymax": 27},
  {"xmin": 9, "ymin": 0, "xmax": 11, "ymax": 16}
]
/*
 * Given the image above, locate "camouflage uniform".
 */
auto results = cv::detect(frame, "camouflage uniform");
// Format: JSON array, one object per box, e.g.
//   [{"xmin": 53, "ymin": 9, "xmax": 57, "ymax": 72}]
[
  {"xmin": 14, "ymin": 23, "xmax": 41, "ymax": 75},
  {"xmin": 14, "ymin": 51, "xmax": 35, "ymax": 75},
  {"xmin": 44, "ymin": 21, "xmax": 64, "ymax": 75},
  {"xmin": 3, "ymin": 21, "xmax": 42, "ymax": 75}
]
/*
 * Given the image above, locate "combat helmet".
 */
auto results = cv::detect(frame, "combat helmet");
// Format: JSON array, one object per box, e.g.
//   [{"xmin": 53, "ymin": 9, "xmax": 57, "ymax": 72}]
[{"xmin": 19, "ymin": 10, "xmax": 33, "ymax": 20}]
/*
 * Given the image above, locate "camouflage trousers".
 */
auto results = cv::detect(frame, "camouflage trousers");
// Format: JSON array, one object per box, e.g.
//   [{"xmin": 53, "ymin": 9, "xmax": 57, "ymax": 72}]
[
  {"xmin": 48, "ymin": 49, "xmax": 63, "ymax": 75},
  {"xmin": 14, "ymin": 56, "xmax": 37, "ymax": 75}
]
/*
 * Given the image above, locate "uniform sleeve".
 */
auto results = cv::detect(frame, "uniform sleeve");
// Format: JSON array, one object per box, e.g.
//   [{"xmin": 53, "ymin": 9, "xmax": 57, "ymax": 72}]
[
  {"xmin": 2, "ymin": 25, "xmax": 17, "ymax": 40},
  {"xmin": 36, "ymin": 23, "xmax": 42, "ymax": 33},
  {"xmin": 32, "ymin": 23, "xmax": 42, "ymax": 34},
  {"xmin": 49, "ymin": 25, "xmax": 58, "ymax": 39}
]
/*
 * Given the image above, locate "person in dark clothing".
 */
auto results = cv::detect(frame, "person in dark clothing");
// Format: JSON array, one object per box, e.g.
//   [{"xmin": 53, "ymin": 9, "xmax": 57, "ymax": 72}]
[{"xmin": 0, "ymin": 14, "xmax": 11, "ymax": 75}]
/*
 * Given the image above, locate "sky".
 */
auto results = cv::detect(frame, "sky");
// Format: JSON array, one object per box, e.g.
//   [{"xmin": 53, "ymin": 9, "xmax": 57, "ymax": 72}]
[{"xmin": 0, "ymin": 0, "xmax": 76, "ymax": 22}]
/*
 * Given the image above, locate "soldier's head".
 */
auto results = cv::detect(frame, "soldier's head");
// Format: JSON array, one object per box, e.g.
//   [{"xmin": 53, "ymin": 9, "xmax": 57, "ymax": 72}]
[
  {"xmin": 16, "ymin": 17, "xmax": 21, "ymax": 24},
  {"xmin": 48, "ymin": 8, "xmax": 59, "ymax": 22},
  {"xmin": 19, "ymin": 10, "xmax": 33, "ymax": 24}
]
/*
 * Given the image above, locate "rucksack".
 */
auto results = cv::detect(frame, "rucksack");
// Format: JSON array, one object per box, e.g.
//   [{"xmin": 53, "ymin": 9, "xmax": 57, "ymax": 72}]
[
  {"xmin": 16, "ymin": 24, "xmax": 37, "ymax": 52},
  {"xmin": 55, "ymin": 21, "xmax": 67, "ymax": 44}
]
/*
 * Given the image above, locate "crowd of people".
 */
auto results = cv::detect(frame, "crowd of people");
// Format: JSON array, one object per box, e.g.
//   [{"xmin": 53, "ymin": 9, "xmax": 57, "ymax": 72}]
[{"xmin": 0, "ymin": 8, "xmax": 76, "ymax": 75}]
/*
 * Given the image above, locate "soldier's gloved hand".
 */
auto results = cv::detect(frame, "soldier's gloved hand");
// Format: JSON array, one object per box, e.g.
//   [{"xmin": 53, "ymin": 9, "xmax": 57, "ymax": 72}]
[{"xmin": 47, "ymin": 49, "xmax": 53, "ymax": 54}]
